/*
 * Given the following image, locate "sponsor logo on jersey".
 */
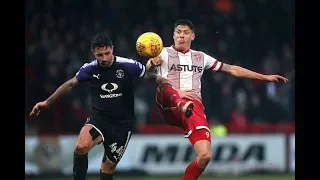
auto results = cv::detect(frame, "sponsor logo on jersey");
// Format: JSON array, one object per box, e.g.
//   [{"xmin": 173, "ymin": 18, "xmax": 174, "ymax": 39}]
[
  {"xmin": 170, "ymin": 64, "xmax": 203, "ymax": 73},
  {"xmin": 100, "ymin": 83, "xmax": 123, "ymax": 99}
]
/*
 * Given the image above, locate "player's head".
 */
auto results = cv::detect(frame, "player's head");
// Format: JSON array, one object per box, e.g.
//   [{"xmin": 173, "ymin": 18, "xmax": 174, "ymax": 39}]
[
  {"xmin": 173, "ymin": 19, "xmax": 195, "ymax": 51},
  {"xmin": 91, "ymin": 32, "xmax": 114, "ymax": 68}
]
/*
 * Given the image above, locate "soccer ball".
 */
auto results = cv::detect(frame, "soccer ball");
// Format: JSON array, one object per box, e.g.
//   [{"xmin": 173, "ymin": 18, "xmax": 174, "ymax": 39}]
[{"xmin": 136, "ymin": 32, "xmax": 163, "ymax": 58}]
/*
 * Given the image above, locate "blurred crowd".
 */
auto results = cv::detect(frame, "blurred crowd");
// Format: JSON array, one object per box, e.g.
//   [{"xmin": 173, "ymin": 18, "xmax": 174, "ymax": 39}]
[{"xmin": 25, "ymin": 0, "xmax": 295, "ymax": 135}]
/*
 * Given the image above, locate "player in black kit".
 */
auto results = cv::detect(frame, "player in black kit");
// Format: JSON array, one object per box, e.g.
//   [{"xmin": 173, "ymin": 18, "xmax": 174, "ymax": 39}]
[{"xmin": 29, "ymin": 32, "xmax": 194, "ymax": 180}]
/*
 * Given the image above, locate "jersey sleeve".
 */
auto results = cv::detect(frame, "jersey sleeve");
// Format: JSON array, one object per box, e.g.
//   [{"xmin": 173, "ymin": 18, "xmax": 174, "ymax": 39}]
[
  {"xmin": 132, "ymin": 60, "xmax": 146, "ymax": 78},
  {"xmin": 156, "ymin": 48, "xmax": 168, "ymax": 76},
  {"xmin": 75, "ymin": 61, "xmax": 97, "ymax": 83},
  {"xmin": 203, "ymin": 52, "xmax": 224, "ymax": 72},
  {"xmin": 117, "ymin": 57, "xmax": 146, "ymax": 78}
]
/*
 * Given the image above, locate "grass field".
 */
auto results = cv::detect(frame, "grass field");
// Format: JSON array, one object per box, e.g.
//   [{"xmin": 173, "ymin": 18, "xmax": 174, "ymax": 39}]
[{"xmin": 26, "ymin": 174, "xmax": 295, "ymax": 180}]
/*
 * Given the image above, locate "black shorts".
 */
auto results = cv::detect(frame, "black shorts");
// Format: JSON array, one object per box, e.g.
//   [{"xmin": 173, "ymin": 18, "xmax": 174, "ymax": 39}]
[{"xmin": 85, "ymin": 116, "xmax": 132, "ymax": 164}]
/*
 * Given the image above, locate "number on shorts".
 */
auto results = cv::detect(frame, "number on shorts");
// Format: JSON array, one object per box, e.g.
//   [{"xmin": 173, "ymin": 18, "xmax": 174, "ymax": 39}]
[{"xmin": 205, "ymin": 132, "xmax": 210, "ymax": 138}]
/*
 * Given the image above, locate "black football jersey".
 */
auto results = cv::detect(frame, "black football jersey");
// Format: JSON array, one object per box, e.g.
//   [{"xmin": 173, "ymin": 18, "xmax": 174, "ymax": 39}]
[{"xmin": 75, "ymin": 56, "xmax": 146, "ymax": 124}]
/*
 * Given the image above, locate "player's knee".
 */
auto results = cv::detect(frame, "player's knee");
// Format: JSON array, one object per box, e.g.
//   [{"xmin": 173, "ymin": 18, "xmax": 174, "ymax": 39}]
[
  {"xmin": 196, "ymin": 150, "xmax": 212, "ymax": 168},
  {"xmin": 101, "ymin": 160, "xmax": 116, "ymax": 174},
  {"xmin": 74, "ymin": 143, "xmax": 91, "ymax": 155},
  {"xmin": 190, "ymin": 129, "xmax": 212, "ymax": 168}
]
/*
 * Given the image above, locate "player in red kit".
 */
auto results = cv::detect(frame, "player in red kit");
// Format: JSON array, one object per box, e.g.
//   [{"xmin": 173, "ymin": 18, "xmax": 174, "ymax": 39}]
[{"xmin": 146, "ymin": 19, "xmax": 288, "ymax": 180}]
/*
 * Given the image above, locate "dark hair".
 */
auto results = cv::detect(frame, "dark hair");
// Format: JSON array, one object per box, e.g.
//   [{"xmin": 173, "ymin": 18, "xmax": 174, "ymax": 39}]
[
  {"xmin": 91, "ymin": 32, "xmax": 113, "ymax": 50},
  {"xmin": 174, "ymin": 19, "xmax": 196, "ymax": 33}
]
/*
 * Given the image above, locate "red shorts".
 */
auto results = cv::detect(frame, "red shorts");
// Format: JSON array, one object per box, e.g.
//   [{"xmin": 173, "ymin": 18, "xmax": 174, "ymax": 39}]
[{"xmin": 156, "ymin": 91, "xmax": 211, "ymax": 144}]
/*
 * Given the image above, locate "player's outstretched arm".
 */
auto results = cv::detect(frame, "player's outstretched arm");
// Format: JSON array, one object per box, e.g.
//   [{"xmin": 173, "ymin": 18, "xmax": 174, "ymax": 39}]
[
  {"xmin": 146, "ymin": 56, "xmax": 162, "ymax": 71},
  {"xmin": 45, "ymin": 76, "xmax": 79, "ymax": 106},
  {"xmin": 220, "ymin": 63, "xmax": 289, "ymax": 82},
  {"xmin": 29, "ymin": 76, "xmax": 79, "ymax": 116},
  {"xmin": 142, "ymin": 71, "xmax": 168, "ymax": 86}
]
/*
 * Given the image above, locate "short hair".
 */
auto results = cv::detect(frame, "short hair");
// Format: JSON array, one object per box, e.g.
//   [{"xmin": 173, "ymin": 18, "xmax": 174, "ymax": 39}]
[
  {"xmin": 91, "ymin": 32, "xmax": 113, "ymax": 50},
  {"xmin": 174, "ymin": 19, "xmax": 196, "ymax": 33}
]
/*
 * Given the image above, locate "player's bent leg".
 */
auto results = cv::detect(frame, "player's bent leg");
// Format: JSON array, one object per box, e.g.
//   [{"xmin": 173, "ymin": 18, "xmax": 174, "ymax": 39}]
[
  {"xmin": 100, "ymin": 159, "xmax": 116, "ymax": 180},
  {"xmin": 157, "ymin": 83, "xmax": 194, "ymax": 118},
  {"xmin": 73, "ymin": 125, "xmax": 104, "ymax": 180},
  {"xmin": 179, "ymin": 100, "xmax": 194, "ymax": 118},
  {"xmin": 99, "ymin": 126, "xmax": 132, "ymax": 180},
  {"xmin": 182, "ymin": 129, "xmax": 212, "ymax": 180}
]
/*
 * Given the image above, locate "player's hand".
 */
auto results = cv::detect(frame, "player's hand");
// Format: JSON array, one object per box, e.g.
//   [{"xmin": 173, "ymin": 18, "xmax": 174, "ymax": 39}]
[
  {"xmin": 29, "ymin": 101, "xmax": 50, "ymax": 116},
  {"xmin": 150, "ymin": 56, "xmax": 162, "ymax": 66},
  {"xmin": 264, "ymin": 75, "xmax": 289, "ymax": 83},
  {"xmin": 177, "ymin": 89, "xmax": 193, "ymax": 100}
]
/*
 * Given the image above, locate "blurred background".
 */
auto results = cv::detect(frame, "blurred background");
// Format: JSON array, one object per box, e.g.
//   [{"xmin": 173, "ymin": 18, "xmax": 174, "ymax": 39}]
[{"xmin": 25, "ymin": 0, "xmax": 295, "ymax": 179}]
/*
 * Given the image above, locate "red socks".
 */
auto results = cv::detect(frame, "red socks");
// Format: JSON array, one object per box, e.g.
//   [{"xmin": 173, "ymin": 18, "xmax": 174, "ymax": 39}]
[{"xmin": 181, "ymin": 160, "xmax": 203, "ymax": 180}]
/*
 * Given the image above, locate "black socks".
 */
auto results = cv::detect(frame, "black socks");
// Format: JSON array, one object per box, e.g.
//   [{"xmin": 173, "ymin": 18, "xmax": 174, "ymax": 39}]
[
  {"xmin": 73, "ymin": 151, "xmax": 114, "ymax": 180},
  {"xmin": 73, "ymin": 152, "xmax": 88, "ymax": 180}
]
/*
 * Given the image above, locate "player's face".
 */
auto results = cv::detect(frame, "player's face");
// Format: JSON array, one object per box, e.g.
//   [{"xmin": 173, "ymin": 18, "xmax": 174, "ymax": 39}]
[
  {"xmin": 173, "ymin": 25, "xmax": 195, "ymax": 51},
  {"xmin": 93, "ymin": 46, "xmax": 114, "ymax": 68}
]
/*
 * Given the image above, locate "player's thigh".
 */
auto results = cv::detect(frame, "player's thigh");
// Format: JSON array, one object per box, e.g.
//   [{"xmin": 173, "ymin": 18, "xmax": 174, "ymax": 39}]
[
  {"xmin": 75, "ymin": 118, "xmax": 103, "ymax": 154},
  {"xmin": 101, "ymin": 123, "xmax": 132, "ymax": 165},
  {"xmin": 183, "ymin": 100, "xmax": 210, "ymax": 137}
]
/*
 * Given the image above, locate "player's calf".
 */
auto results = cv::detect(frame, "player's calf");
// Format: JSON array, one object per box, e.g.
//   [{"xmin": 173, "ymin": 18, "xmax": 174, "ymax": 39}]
[
  {"xmin": 100, "ymin": 170, "xmax": 114, "ymax": 180},
  {"xmin": 100, "ymin": 159, "xmax": 116, "ymax": 180}
]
